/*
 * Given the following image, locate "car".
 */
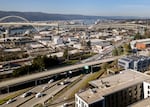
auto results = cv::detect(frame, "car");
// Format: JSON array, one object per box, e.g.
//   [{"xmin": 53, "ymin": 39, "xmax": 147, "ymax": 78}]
[
  {"xmin": 35, "ymin": 92, "xmax": 44, "ymax": 98},
  {"xmin": 20, "ymin": 91, "xmax": 32, "ymax": 98},
  {"xmin": 42, "ymin": 85, "xmax": 49, "ymax": 90},
  {"xmin": 48, "ymin": 79, "xmax": 54, "ymax": 84},
  {"xmin": 57, "ymin": 81, "xmax": 64, "ymax": 85},
  {"xmin": 61, "ymin": 103, "xmax": 69, "ymax": 107},
  {"xmin": 6, "ymin": 99, "xmax": 16, "ymax": 104}
]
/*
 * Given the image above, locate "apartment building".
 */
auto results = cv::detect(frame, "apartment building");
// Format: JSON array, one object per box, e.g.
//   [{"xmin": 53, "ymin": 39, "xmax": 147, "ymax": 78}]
[
  {"xmin": 128, "ymin": 98, "xmax": 150, "ymax": 107},
  {"xmin": 75, "ymin": 70, "xmax": 150, "ymax": 107}
]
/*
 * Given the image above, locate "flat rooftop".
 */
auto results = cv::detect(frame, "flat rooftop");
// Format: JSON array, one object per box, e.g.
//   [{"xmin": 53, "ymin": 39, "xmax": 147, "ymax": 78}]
[
  {"xmin": 77, "ymin": 69, "xmax": 150, "ymax": 104},
  {"xmin": 129, "ymin": 98, "xmax": 150, "ymax": 107},
  {"xmin": 120, "ymin": 55, "xmax": 149, "ymax": 62}
]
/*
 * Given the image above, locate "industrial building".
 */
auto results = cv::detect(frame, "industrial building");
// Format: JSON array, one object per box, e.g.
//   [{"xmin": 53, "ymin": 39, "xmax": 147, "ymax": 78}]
[
  {"xmin": 130, "ymin": 38, "xmax": 150, "ymax": 50},
  {"xmin": 75, "ymin": 70, "xmax": 150, "ymax": 107},
  {"xmin": 118, "ymin": 55, "xmax": 150, "ymax": 72}
]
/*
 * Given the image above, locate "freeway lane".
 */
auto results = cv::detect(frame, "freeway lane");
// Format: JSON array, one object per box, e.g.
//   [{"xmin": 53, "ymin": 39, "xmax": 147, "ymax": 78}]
[
  {"xmin": 1, "ymin": 80, "xmax": 60, "ymax": 107},
  {"xmin": 0, "ymin": 56, "xmax": 122, "ymax": 89},
  {"xmin": 21, "ymin": 76, "xmax": 79, "ymax": 107}
]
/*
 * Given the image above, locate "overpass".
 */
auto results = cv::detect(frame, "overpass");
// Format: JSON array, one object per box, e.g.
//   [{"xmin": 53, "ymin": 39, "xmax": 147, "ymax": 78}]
[{"xmin": 0, "ymin": 56, "xmax": 122, "ymax": 94}]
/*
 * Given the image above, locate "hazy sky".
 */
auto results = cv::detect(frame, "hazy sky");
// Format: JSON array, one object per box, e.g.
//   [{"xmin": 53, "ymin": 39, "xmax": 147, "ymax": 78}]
[{"xmin": 0, "ymin": 0, "xmax": 150, "ymax": 17}]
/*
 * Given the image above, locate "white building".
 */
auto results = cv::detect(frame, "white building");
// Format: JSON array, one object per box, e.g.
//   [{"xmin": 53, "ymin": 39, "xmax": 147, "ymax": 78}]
[
  {"xmin": 39, "ymin": 31, "xmax": 51, "ymax": 35},
  {"xmin": 73, "ymin": 43, "xmax": 82, "ymax": 49},
  {"xmin": 53, "ymin": 36, "xmax": 64, "ymax": 45},
  {"xmin": 29, "ymin": 43, "xmax": 44, "ymax": 49},
  {"xmin": 75, "ymin": 69, "xmax": 150, "ymax": 107},
  {"xmin": 90, "ymin": 39, "xmax": 111, "ymax": 53},
  {"xmin": 68, "ymin": 37, "xmax": 79, "ymax": 43}
]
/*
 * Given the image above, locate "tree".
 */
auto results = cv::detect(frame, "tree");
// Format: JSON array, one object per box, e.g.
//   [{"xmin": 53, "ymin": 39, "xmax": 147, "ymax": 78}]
[
  {"xmin": 134, "ymin": 32, "xmax": 142, "ymax": 40},
  {"xmin": 110, "ymin": 60, "xmax": 118, "ymax": 68},
  {"xmin": 117, "ymin": 46, "xmax": 124, "ymax": 55},
  {"xmin": 32, "ymin": 55, "xmax": 45, "ymax": 72},
  {"xmin": 13, "ymin": 55, "xmax": 60, "ymax": 77},
  {"xmin": 87, "ymin": 40, "xmax": 91, "ymax": 49},
  {"xmin": 123, "ymin": 43, "xmax": 132, "ymax": 54},
  {"xmin": 101, "ymin": 62, "xmax": 109, "ymax": 71},
  {"xmin": 144, "ymin": 29, "xmax": 150, "ymax": 38},
  {"xmin": 112, "ymin": 48, "xmax": 118, "ymax": 56},
  {"xmin": 63, "ymin": 48, "xmax": 69, "ymax": 60}
]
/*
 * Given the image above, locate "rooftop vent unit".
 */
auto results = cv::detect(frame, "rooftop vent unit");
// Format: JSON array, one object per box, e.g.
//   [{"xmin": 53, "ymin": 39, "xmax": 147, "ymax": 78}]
[
  {"xmin": 90, "ymin": 88, "xmax": 97, "ymax": 94},
  {"xmin": 105, "ymin": 82, "xmax": 111, "ymax": 87}
]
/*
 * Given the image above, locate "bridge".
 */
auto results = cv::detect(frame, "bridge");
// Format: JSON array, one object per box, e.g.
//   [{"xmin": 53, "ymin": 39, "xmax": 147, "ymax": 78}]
[
  {"xmin": 0, "ymin": 15, "xmax": 149, "ymax": 30},
  {"xmin": 0, "ymin": 22, "xmax": 58, "ymax": 27},
  {"xmin": 0, "ymin": 56, "xmax": 122, "ymax": 94},
  {"xmin": 0, "ymin": 15, "xmax": 58, "ymax": 32}
]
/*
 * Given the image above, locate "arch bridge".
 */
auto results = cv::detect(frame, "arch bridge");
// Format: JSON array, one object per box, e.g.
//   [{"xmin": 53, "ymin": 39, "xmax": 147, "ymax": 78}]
[{"xmin": 0, "ymin": 15, "xmax": 58, "ymax": 32}]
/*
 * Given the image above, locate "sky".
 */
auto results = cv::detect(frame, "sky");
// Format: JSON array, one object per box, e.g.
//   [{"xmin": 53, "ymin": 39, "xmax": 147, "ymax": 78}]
[{"xmin": 0, "ymin": 0, "xmax": 150, "ymax": 17}]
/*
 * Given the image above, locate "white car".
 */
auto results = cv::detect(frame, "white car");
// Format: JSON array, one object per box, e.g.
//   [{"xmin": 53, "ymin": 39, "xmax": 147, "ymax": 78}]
[
  {"xmin": 61, "ymin": 103, "xmax": 69, "ymax": 107},
  {"xmin": 42, "ymin": 85, "xmax": 49, "ymax": 90},
  {"xmin": 35, "ymin": 92, "xmax": 44, "ymax": 98},
  {"xmin": 20, "ymin": 91, "xmax": 32, "ymax": 98},
  {"xmin": 6, "ymin": 99, "xmax": 16, "ymax": 104},
  {"xmin": 48, "ymin": 79, "xmax": 54, "ymax": 83}
]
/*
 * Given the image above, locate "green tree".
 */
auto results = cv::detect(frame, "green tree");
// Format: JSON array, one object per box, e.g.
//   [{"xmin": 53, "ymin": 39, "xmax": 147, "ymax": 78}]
[
  {"xmin": 144, "ymin": 29, "xmax": 150, "ymax": 39},
  {"xmin": 117, "ymin": 46, "xmax": 124, "ymax": 55},
  {"xmin": 87, "ymin": 40, "xmax": 91, "ymax": 49},
  {"xmin": 101, "ymin": 62, "xmax": 109, "ymax": 71},
  {"xmin": 110, "ymin": 60, "xmax": 118, "ymax": 68},
  {"xmin": 112, "ymin": 48, "xmax": 118, "ymax": 56},
  {"xmin": 123, "ymin": 43, "xmax": 132, "ymax": 54},
  {"xmin": 32, "ymin": 55, "xmax": 45, "ymax": 72},
  {"xmin": 134, "ymin": 32, "xmax": 142, "ymax": 40},
  {"xmin": 13, "ymin": 55, "xmax": 60, "ymax": 77},
  {"xmin": 63, "ymin": 48, "xmax": 69, "ymax": 60}
]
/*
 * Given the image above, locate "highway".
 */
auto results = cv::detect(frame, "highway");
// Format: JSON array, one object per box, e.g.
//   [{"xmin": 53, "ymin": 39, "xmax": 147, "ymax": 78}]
[
  {"xmin": 1, "ymin": 76, "xmax": 80, "ymax": 107},
  {"xmin": 1, "ymin": 81, "xmax": 60, "ymax": 107},
  {"xmin": 23, "ymin": 76, "xmax": 79, "ymax": 107},
  {"xmin": 0, "ymin": 56, "xmax": 122, "ymax": 89}
]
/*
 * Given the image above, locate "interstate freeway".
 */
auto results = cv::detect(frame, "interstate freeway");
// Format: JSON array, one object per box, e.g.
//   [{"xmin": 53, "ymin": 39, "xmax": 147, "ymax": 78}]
[{"xmin": 0, "ymin": 56, "xmax": 122, "ymax": 92}]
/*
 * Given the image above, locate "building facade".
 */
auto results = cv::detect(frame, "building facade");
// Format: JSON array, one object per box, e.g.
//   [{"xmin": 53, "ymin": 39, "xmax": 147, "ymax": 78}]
[
  {"xmin": 75, "ymin": 70, "xmax": 150, "ymax": 107},
  {"xmin": 128, "ymin": 98, "xmax": 150, "ymax": 107},
  {"xmin": 130, "ymin": 38, "xmax": 150, "ymax": 50},
  {"xmin": 118, "ymin": 55, "xmax": 150, "ymax": 72}
]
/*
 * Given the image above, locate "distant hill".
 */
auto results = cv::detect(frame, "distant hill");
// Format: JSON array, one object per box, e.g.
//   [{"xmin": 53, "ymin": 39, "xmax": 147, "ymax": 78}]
[{"xmin": 0, "ymin": 10, "xmax": 141, "ymax": 21}]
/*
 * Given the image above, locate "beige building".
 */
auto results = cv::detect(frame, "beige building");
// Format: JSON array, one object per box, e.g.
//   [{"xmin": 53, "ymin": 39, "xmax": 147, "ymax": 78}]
[{"xmin": 75, "ymin": 69, "xmax": 150, "ymax": 107}]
